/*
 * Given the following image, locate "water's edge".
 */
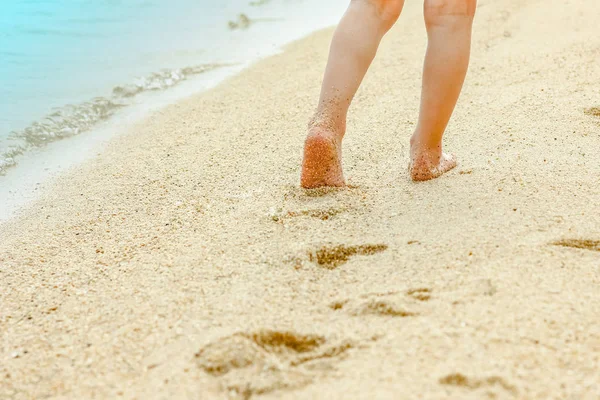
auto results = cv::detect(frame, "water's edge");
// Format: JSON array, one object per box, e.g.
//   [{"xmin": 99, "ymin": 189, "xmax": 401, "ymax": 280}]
[{"xmin": 0, "ymin": 63, "xmax": 232, "ymax": 175}]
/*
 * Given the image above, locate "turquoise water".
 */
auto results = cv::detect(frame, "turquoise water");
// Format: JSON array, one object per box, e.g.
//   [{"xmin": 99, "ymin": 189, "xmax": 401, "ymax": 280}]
[{"xmin": 0, "ymin": 0, "xmax": 346, "ymax": 173}]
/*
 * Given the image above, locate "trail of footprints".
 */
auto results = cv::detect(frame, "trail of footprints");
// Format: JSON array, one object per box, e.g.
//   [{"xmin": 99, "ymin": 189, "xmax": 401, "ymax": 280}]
[
  {"xmin": 195, "ymin": 280, "xmax": 512, "ymax": 398},
  {"xmin": 193, "ymin": 289, "xmax": 428, "ymax": 398},
  {"xmin": 198, "ymin": 189, "xmax": 514, "ymax": 398},
  {"xmin": 199, "ymin": 191, "xmax": 393, "ymax": 397},
  {"xmin": 193, "ymin": 289, "xmax": 435, "ymax": 398},
  {"xmin": 193, "ymin": 282, "xmax": 510, "ymax": 399}
]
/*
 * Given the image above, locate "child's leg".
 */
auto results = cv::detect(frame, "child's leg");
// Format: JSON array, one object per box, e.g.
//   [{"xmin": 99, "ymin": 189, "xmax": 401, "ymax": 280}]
[
  {"xmin": 410, "ymin": 0, "xmax": 477, "ymax": 181},
  {"xmin": 301, "ymin": 0, "xmax": 405, "ymax": 189}
]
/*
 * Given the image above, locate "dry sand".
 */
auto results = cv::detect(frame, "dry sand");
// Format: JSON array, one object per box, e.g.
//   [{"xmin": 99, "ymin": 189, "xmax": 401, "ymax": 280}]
[{"xmin": 1, "ymin": 0, "xmax": 600, "ymax": 399}]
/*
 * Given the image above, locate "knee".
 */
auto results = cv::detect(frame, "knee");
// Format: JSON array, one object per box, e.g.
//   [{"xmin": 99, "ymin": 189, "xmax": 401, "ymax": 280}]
[
  {"xmin": 363, "ymin": 0, "xmax": 405, "ymax": 31},
  {"xmin": 424, "ymin": 0, "xmax": 477, "ymax": 29}
]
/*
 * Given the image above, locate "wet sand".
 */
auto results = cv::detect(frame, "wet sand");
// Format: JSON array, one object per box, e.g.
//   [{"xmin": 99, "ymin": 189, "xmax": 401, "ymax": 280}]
[{"xmin": 1, "ymin": 0, "xmax": 600, "ymax": 399}]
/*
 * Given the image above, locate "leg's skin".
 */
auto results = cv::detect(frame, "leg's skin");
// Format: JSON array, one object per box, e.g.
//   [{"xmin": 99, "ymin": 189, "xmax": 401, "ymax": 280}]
[
  {"xmin": 301, "ymin": 0, "xmax": 405, "ymax": 189},
  {"xmin": 410, "ymin": 0, "xmax": 477, "ymax": 181}
]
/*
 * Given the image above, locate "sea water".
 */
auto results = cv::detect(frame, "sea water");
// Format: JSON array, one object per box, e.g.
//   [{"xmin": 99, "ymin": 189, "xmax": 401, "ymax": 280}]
[{"xmin": 0, "ymin": 0, "xmax": 347, "ymax": 175}]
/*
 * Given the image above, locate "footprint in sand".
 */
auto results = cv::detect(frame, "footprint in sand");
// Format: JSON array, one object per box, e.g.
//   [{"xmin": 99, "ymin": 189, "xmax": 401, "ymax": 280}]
[
  {"xmin": 195, "ymin": 330, "xmax": 354, "ymax": 398},
  {"xmin": 584, "ymin": 107, "xmax": 600, "ymax": 117},
  {"xmin": 332, "ymin": 279, "xmax": 498, "ymax": 318},
  {"xmin": 283, "ymin": 243, "xmax": 387, "ymax": 271},
  {"xmin": 282, "ymin": 185, "xmax": 365, "ymax": 203},
  {"xmin": 270, "ymin": 185, "xmax": 368, "ymax": 225},
  {"xmin": 295, "ymin": 185, "xmax": 363, "ymax": 199},
  {"xmin": 269, "ymin": 207, "xmax": 348, "ymax": 223},
  {"xmin": 273, "ymin": 185, "xmax": 368, "ymax": 226},
  {"xmin": 330, "ymin": 288, "xmax": 433, "ymax": 317},
  {"xmin": 552, "ymin": 239, "xmax": 600, "ymax": 252},
  {"xmin": 439, "ymin": 373, "xmax": 518, "ymax": 398},
  {"xmin": 309, "ymin": 244, "xmax": 388, "ymax": 270}
]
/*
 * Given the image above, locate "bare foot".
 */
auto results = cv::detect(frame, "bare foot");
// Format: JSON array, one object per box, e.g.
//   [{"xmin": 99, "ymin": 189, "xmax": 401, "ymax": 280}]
[
  {"xmin": 300, "ymin": 128, "xmax": 345, "ymax": 189},
  {"xmin": 409, "ymin": 148, "xmax": 457, "ymax": 182}
]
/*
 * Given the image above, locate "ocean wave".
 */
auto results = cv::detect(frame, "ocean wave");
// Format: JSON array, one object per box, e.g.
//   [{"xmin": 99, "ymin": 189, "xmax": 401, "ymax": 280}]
[
  {"xmin": 0, "ymin": 63, "xmax": 229, "ymax": 175},
  {"xmin": 112, "ymin": 64, "xmax": 224, "ymax": 97}
]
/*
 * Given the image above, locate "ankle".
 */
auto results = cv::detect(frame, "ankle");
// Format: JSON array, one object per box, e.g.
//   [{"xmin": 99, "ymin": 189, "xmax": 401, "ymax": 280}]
[
  {"xmin": 308, "ymin": 114, "xmax": 346, "ymax": 140},
  {"xmin": 411, "ymin": 131, "xmax": 441, "ymax": 152}
]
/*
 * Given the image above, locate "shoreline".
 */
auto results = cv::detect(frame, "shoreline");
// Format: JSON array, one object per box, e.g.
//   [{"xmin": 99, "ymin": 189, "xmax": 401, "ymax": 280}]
[
  {"xmin": 2, "ymin": 0, "xmax": 600, "ymax": 399},
  {"xmin": 0, "ymin": 63, "xmax": 246, "ymax": 223}
]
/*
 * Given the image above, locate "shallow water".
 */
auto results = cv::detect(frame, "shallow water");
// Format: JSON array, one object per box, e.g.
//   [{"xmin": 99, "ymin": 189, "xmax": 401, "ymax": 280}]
[{"xmin": 0, "ymin": 0, "xmax": 346, "ymax": 174}]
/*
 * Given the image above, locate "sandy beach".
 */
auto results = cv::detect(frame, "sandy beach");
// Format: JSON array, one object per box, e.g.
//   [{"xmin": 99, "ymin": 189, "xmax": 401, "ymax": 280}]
[{"xmin": 1, "ymin": 0, "xmax": 600, "ymax": 398}]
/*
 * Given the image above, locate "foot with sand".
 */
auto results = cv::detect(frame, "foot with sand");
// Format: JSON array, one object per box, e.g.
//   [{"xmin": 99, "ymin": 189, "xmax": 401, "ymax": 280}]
[
  {"xmin": 301, "ymin": 0, "xmax": 476, "ymax": 188},
  {"xmin": 301, "ymin": 125, "xmax": 345, "ymax": 188}
]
